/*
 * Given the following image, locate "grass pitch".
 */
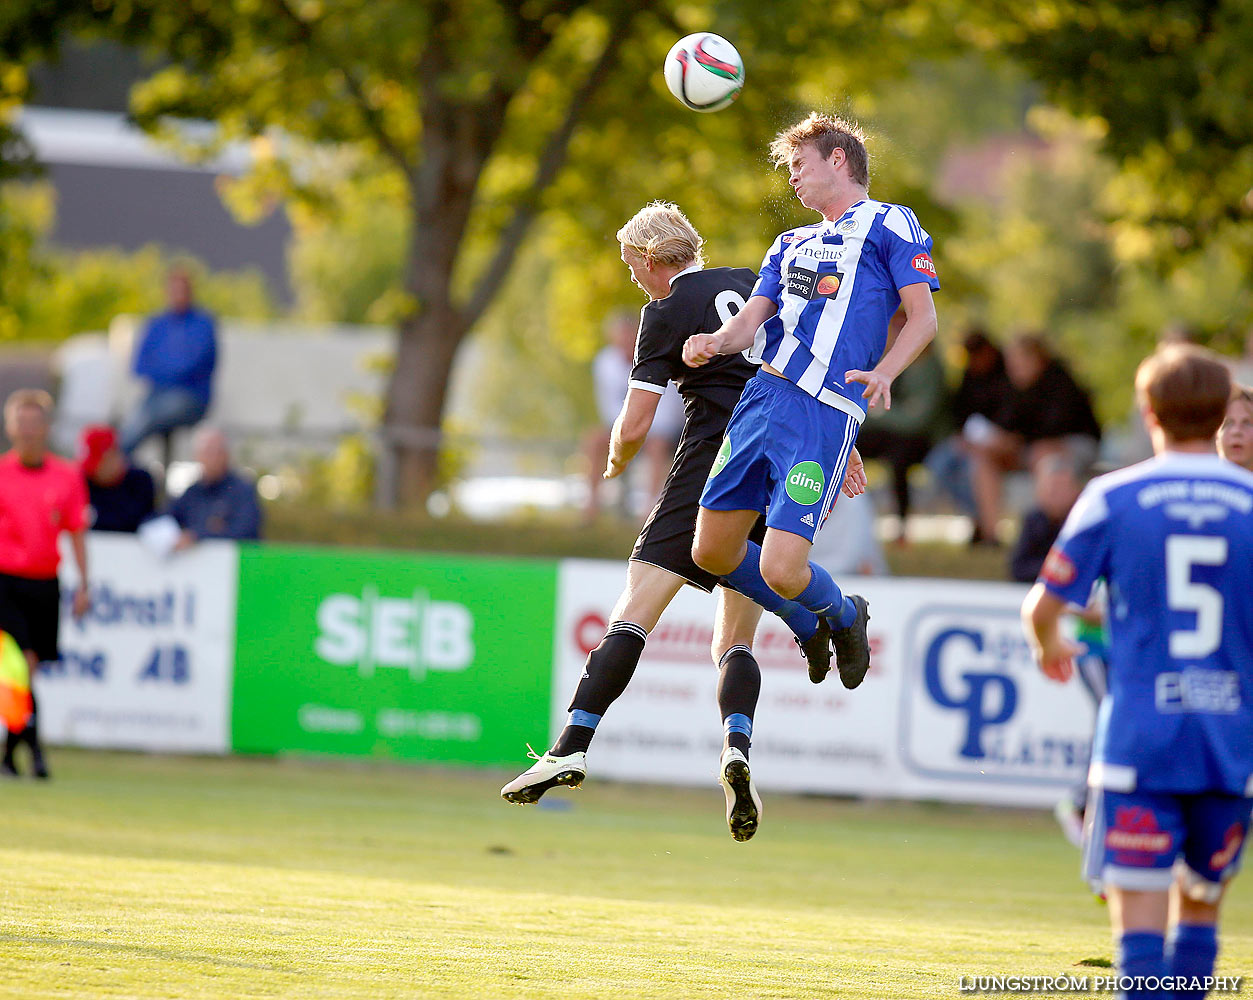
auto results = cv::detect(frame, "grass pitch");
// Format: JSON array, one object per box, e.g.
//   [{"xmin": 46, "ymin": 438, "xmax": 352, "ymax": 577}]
[{"xmin": 2, "ymin": 752, "xmax": 1250, "ymax": 999}]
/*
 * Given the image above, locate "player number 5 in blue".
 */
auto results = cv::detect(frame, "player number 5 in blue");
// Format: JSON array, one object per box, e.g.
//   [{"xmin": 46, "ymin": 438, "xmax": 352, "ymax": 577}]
[{"xmin": 1165, "ymin": 534, "xmax": 1228, "ymax": 659}]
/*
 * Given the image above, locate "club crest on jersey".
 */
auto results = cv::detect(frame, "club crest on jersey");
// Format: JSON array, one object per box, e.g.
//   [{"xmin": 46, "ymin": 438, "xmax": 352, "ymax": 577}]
[
  {"xmin": 1041, "ymin": 547, "xmax": 1075, "ymax": 587},
  {"xmin": 837, "ymin": 219, "xmax": 858, "ymax": 234},
  {"xmin": 912, "ymin": 253, "xmax": 937, "ymax": 277},
  {"xmin": 785, "ymin": 461, "xmax": 825, "ymax": 505}
]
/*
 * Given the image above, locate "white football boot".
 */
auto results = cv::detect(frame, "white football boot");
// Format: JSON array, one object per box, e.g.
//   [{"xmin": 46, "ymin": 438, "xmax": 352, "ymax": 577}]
[
  {"xmin": 719, "ymin": 746, "xmax": 762, "ymax": 842},
  {"xmin": 500, "ymin": 746, "xmax": 587, "ymax": 804}
]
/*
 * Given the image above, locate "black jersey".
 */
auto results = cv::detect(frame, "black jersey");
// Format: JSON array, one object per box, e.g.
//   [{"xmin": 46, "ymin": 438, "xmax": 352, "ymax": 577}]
[{"xmin": 629, "ymin": 266, "xmax": 759, "ymax": 443}]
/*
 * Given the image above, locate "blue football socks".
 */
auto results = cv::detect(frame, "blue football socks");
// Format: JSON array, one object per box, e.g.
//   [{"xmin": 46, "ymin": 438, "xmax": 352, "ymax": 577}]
[
  {"xmin": 1118, "ymin": 931, "xmax": 1166, "ymax": 999},
  {"xmin": 795, "ymin": 563, "xmax": 858, "ymax": 628},
  {"xmin": 1168, "ymin": 923, "xmax": 1218, "ymax": 999},
  {"xmin": 722, "ymin": 541, "xmax": 819, "ymax": 638}
]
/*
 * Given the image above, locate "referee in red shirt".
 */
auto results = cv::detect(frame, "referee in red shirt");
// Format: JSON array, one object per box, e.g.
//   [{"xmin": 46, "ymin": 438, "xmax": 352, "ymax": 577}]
[{"xmin": 0, "ymin": 390, "xmax": 90, "ymax": 779}]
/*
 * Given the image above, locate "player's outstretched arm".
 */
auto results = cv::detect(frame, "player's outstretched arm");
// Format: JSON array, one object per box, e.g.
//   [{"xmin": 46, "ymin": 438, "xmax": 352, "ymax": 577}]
[
  {"xmin": 1021, "ymin": 583, "xmax": 1083, "ymax": 682},
  {"xmin": 683, "ymin": 296, "xmax": 776, "ymax": 367},
  {"xmin": 604, "ymin": 387, "xmax": 662, "ymax": 480},
  {"xmin": 845, "ymin": 282, "xmax": 937, "ymax": 410}
]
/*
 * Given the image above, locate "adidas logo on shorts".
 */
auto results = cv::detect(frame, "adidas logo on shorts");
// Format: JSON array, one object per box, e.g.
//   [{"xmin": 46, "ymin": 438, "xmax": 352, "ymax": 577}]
[{"xmin": 800, "ymin": 513, "xmax": 815, "ymax": 527}]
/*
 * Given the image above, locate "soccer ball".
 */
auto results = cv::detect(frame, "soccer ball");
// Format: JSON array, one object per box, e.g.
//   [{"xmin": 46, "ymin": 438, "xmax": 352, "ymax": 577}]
[{"xmin": 663, "ymin": 33, "xmax": 744, "ymax": 113}]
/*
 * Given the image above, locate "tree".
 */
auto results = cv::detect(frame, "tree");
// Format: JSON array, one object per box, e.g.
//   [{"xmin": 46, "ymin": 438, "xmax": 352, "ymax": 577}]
[{"xmin": 3, "ymin": 0, "xmax": 963, "ymax": 506}]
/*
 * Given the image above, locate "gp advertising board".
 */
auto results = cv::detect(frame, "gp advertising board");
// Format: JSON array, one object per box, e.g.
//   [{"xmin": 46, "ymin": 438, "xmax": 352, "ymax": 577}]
[
  {"xmin": 44, "ymin": 534, "xmax": 238, "ymax": 752},
  {"xmin": 554, "ymin": 562, "xmax": 1095, "ymax": 807},
  {"xmin": 231, "ymin": 545, "xmax": 557, "ymax": 765}
]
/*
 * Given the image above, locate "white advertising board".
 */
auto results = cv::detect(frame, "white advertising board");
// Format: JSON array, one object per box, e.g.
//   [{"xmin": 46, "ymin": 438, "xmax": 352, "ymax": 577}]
[
  {"xmin": 554, "ymin": 561, "xmax": 1096, "ymax": 807},
  {"xmin": 40, "ymin": 533, "xmax": 238, "ymax": 753}
]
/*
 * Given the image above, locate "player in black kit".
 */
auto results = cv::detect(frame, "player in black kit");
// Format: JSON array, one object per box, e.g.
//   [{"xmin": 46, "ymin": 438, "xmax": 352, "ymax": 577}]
[{"xmin": 502, "ymin": 202, "xmax": 865, "ymax": 840}]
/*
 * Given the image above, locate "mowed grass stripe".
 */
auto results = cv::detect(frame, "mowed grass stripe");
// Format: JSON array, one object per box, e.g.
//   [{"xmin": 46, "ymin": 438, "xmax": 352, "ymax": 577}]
[{"xmin": 0, "ymin": 752, "xmax": 1248, "ymax": 999}]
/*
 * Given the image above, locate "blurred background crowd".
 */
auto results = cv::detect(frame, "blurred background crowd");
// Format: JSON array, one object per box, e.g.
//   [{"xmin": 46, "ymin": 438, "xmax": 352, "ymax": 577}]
[{"xmin": 1, "ymin": 1, "xmax": 1251, "ymax": 584}]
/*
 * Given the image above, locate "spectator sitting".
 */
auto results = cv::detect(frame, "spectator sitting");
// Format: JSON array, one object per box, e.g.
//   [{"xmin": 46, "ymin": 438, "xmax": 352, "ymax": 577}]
[
  {"xmin": 119, "ymin": 267, "xmax": 217, "ymax": 455},
  {"xmin": 924, "ymin": 328, "xmax": 1016, "ymax": 540},
  {"xmin": 78, "ymin": 425, "xmax": 155, "ymax": 533},
  {"xmin": 969, "ymin": 334, "xmax": 1101, "ymax": 544},
  {"xmin": 168, "ymin": 428, "xmax": 262, "ymax": 549},
  {"xmin": 1008, "ymin": 453, "xmax": 1087, "ymax": 583},
  {"xmin": 855, "ymin": 340, "xmax": 949, "ymax": 542}
]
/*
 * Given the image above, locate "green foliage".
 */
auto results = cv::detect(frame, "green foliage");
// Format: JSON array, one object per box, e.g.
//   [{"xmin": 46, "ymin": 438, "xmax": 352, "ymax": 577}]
[{"xmin": 0, "ymin": 181, "xmax": 274, "ymax": 341}]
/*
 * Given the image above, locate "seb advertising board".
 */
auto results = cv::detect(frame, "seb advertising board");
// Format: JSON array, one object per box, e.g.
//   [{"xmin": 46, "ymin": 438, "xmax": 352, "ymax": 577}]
[
  {"xmin": 231, "ymin": 546, "xmax": 556, "ymax": 764},
  {"xmin": 44, "ymin": 533, "xmax": 238, "ymax": 753},
  {"xmin": 554, "ymin": 562, "xmax": 1095, "ymax": 807}
]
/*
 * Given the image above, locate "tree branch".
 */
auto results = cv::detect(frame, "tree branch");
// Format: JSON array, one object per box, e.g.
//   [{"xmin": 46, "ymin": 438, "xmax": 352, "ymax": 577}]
[
  {"xmin": 458, "ymin": 1, "xmax": 650, "ymax": 330},
  {"xmin": 269, "ymin": 0, "xmax": 413, "ymax": 173}
]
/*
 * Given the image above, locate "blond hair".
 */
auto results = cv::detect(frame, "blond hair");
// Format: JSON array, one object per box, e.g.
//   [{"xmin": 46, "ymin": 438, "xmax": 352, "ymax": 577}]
[
  {"xmin": 1230, "ymin": 382, "xmax": 1253, "ymax": 409},
  {"xmin": 3, "ymin": 388, "xmax": 53, "ymax": 426},
  {"xmin": 769, "ymin": 112, "xmax": 870, "ymax": 188},
  {"xmin": 616, "ymin": 201, "xmax": 704, "ymax": 269}
]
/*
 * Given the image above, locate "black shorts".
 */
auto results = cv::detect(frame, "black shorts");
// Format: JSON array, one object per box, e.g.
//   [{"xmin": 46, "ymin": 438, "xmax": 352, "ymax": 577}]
[
  {"xmin": 631, "ymin": 433, "xmax": 766, "ymax": 592},
  {"xmin": 0, "ymin": 573, "xmax": 61, "ymax": 664}
]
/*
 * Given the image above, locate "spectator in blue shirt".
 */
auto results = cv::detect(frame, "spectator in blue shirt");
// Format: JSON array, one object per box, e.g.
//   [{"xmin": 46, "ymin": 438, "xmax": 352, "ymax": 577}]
[
  {"xmin": 120, "ymin": 268, "xmax": 217, "ymax": 454},
  {"xmin": 78, "ymin": 425, "xmax": 156, "ymax": 533},
  {"xmin": 170, "ymin": 428, "xmax": 262, "ymax": 548}
]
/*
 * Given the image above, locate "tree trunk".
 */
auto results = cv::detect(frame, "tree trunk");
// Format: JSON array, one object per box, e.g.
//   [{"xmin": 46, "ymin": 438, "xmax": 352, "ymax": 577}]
[{"xmin": 379, "ymin": 301, "xmax": 467, "ymax": 509}]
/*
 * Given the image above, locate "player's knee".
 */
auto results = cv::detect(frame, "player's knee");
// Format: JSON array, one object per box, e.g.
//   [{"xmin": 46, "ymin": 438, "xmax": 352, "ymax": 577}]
[
  {"xmin": 691, "ymin": 537, "xmax": 735, "ymax": 577},
  {"xmin": 760, "ymin": 561, "xmax": 806, "ymax": 600}
]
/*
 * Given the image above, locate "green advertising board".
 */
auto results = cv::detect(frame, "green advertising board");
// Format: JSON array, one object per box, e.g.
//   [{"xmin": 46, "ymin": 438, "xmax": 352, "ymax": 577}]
[{"xmin": 232, "ymin": 545, "xmax": 557, "ymax": 764}]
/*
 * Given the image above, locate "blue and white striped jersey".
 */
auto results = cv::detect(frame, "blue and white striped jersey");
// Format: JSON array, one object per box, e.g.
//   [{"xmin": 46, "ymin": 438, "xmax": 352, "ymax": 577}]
[
  {"xmin": 749, "ymin": 198, "xmax": 939, "ymax": 420},
  {"xmin": 1042, "ymin": 453, "xmax": 1253, "ymax": 795}
]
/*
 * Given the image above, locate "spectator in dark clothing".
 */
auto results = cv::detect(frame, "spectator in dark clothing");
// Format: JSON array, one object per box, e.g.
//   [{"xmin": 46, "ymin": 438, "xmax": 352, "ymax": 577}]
[
  {"xmin": 78, "ymin": 425, "xmax": 156, "ymax": 533},
  {"xmin": 119, "ymin": 268, "xmax": 217, "ymax": 454},
  {"xmin": 970, "ymin": 334, "xmax": 1101, "ymax": 543},
  {"xmin": 170, "ymin": 428, "xmax": 262, "ymax": 549},
  {"xmin": 856, "ymin": 341, "xmax": 949, "ymax": 541},
  {"xmin": 924, "ymin": 328, "xmax": 1016, "ymax": 536},
  {"xmin": 1008, "ymin": 453, "xmax": 1086, "ymax": 582}
]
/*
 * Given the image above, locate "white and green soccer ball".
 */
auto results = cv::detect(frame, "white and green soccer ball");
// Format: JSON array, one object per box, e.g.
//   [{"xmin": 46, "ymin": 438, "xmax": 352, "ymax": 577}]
[{"xmin": 663, "ymin": 32, "xmax": 745, "ymax": 113}]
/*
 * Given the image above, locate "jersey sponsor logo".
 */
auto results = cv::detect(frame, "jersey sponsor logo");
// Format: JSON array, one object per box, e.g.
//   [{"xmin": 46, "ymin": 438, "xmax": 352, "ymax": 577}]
[
  {"xmin": 782, "ymin": 233, "xmax": 801, "ymax": 244},
  {"xmin": 1211, "ymin": 823, "xmax": 1245, "ymax": 870},
  {"xmin": 816, "ymin": 273, "xmax": 841, "ymax": 297},
  {"xmin": 1041, "ymin": 547, "xmax": 1076, "ymax": 587},
  {"xmin": 785, "ymin": 461, "xmax": 825, "ymax": 505},
  {"xmin": 708, "ymin": 436, "xmax": 732, "ymax": 479},
  {"xmin": 1106, "ymin": 806, "xmax": 1172, "ymax": 854},
  {"xmin": 785, "ymin": 264, "xmax": 843, "ymax": 301},
  {"xmin": 799, "ymin": 512, "xmax": 815, "ymax": 528},
  {"xmin": 912, "ymin": 253, "xmax": 937, "ymax": 277},
  {"xmin": 837, "ymin": 218, "xmax": 858, "ymax": 234}
]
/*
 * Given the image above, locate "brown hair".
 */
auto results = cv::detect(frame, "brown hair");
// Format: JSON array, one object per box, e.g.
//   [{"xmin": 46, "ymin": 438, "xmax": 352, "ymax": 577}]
[
  {"xmin": 769, "ymin": 112, "xmax": 870, "ymax": 188},
  {"xmin": 1135, "ymin": 345, "xmax": 1232, "ymax": 443},
  {"xmin": 3, "ymin": 388, "xmax": 53, "ymax": 426}
]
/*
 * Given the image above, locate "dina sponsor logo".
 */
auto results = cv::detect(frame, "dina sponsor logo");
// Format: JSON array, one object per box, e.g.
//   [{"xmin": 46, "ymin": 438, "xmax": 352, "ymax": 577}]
[
  {"xmin": 315, "ymin": 587, "xmax": 474, "ymax": 679},
  {"xmin": 785, "ymin": 461, "xmax": 825, "ymax": 505},
  {"xmin": 709, "ymin": 436, "xmax": 732, "ymax": 478}
]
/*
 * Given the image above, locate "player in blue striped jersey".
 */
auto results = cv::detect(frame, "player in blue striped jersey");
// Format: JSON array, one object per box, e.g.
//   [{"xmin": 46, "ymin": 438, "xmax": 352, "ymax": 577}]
[
  {"xmin": 683, "ymin": 112, "xmax": 938, "ymax": 687},
  {"xmin": 1023, "ymin": 345, "xmax": 1253, "ymax": 1000}
]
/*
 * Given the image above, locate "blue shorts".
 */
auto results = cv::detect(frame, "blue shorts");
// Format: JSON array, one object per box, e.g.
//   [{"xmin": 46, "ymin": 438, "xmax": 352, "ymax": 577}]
[
  {"xmin": 1082, "ymin": 788, "xmax": 1253, "ymax": 899},
  {"xmin": 699, "ymin": 371, "xmax": 861, "ymax": 543}
]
